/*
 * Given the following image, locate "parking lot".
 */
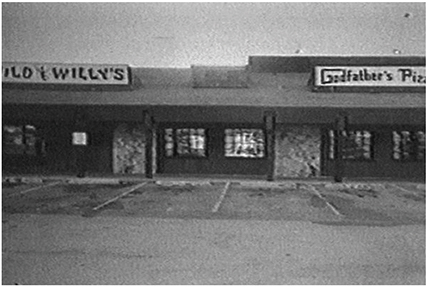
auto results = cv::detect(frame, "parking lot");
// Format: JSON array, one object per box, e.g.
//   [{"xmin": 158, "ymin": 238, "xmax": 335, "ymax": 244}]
[
  {"xmin": 2, "ymin": 178, "xmax": 425, "ymax": 226},
  {"xmin": 2, "ymin": 178, "xmax": 426, "ymax": 284}
]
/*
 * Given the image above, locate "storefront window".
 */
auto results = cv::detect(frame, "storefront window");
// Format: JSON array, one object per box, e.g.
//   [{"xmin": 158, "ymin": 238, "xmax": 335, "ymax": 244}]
[
  {"xmin": 3, "ymin": 125, "xmax": 39, "ymax": 155},
  {"xmin": 164, "ymin": 128, "xmax": 206, "ymax": 157},
  {"xmin": 392, "ymin": 131, "xmax": 425, "ymax": 161},
  {"xmin": 224, "ymin": 129, "xmax": 265, "ymax": 158},
  {"xmin": 328, "ymin": 130, "xmax": 373, "ymax": 160}
]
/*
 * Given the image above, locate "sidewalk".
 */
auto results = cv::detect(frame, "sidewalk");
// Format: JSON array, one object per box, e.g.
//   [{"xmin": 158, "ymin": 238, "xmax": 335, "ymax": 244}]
[{"xmin": 2, "ymin": 173, "xmax": 425, "ymax": 189}]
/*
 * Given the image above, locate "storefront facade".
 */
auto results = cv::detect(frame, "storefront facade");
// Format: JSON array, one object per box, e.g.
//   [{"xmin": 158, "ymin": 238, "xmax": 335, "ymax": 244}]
[{"xmin": 2, "ymin": 56, "xmax": 425, "ymax": 180}]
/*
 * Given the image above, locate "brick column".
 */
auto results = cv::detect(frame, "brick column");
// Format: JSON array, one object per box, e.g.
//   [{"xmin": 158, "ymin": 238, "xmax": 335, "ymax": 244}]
[
  {"xmin": 143, "ymin": 110, "xmax": 154, "ymax": 179},
  {"xmin": 73, "ymin": 108, "xmax": 88, "ymax": 177},
  {"xmin": 264, "ymin": 111, "xmax": 276, "ymax": 181},
  {"xmin": 334, "ymin": 114, "xmax": 349, "ymax": 183}
]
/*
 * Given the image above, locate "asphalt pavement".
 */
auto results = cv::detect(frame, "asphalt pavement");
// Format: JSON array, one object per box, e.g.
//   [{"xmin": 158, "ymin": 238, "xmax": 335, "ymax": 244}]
[
  {"xmin": 1, "ymin": 176, "xmax": 426, "ymax": 284},
  {"xmin": 2, "ymin": 178, "xmax": 425, "ymax": 226},
  {"xmin": 2, "ymin": 214, "xmax": 425, "ymax": 284}
]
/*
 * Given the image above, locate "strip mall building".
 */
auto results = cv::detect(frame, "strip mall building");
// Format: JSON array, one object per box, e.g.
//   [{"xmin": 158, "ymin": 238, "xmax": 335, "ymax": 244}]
[{"xmin": 2, "ymin": 56, "xmax": 425, "ymax": 181}]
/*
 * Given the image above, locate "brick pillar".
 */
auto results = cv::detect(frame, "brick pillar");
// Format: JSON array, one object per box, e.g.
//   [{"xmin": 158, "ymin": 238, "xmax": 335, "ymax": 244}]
[
  {"xmin": 143, "ymin": 111, "xmax": 154, "ymax": 179},
  {"xmin": 73, "ymin": 108, "xmax": 88, "ymax": 177},
  {"xmin": 264, "ymin": 111, "xmax": 276, "ymax": 181},
  {"xmin": 334, "ymin": 114, "xmax": 349, "ymax": 183}
]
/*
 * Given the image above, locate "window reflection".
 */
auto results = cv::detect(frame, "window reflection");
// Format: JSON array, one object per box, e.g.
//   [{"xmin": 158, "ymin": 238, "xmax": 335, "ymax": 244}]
[
  {"xmin": 328, "ymin": 130, "xmax": 373, "ymax": 160},
  {"xmin": 393, "ymin": 131, "xmax": 425, "ymax": 161},
  {"xmin": 164, "ymin": 128, "xmax": 206, "ymax": 157},
  {"xmin": 3, "ymin": 125, "xmax": 42, "ymax": 156},
  {"xmin": 225, "ymin": 129, "xmax": 265, "ymax": 158}
]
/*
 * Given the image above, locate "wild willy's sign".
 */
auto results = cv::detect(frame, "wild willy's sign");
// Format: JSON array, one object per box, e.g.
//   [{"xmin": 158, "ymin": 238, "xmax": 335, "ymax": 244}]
[
  {"xmin": 2, "ymin": 62, "xmax": 130, "ymax": 85},
  {"xmin": 315, "ymin": 66, "xmax": 425, "ymax": 87}
]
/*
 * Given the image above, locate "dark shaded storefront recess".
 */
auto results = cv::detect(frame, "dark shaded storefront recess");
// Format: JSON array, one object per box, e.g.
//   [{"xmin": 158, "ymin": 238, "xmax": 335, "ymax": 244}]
[
  {"xmin": 2, "ymin": 56, "xmax": 425, "ymax": 181},
  {"xmin": 158, "ymin": 123, "xmax": 268, "ymax": 176}
]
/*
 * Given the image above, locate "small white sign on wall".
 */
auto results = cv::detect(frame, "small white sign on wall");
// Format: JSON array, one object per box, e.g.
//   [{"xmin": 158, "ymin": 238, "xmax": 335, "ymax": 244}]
[
  {"xmin": 2, "ymin": 62, "xmax": 130, "ymax": 85},
  {"xmin": 314, "ymin": 66, "xmax": 425, "ymax": 87},
  {"xmin": 72, "ymin": 132, "xmax": 88, "ymax": 146}
]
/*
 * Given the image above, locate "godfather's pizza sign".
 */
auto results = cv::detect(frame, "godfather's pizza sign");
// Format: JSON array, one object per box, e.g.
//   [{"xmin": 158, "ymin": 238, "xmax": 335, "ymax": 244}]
[
  {"xmin": 315, "ymin": 66, "xmax": 425, "ymax": 87},
  {"xmin": 2, "ymin": 62, "xmax": 130, "ymax": 85}
]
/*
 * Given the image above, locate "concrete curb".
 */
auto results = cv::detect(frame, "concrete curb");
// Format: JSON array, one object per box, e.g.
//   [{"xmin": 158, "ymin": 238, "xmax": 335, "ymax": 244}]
[{"xmin": 2, "ymin": 175, "xmax": 425, "ymax": 190}]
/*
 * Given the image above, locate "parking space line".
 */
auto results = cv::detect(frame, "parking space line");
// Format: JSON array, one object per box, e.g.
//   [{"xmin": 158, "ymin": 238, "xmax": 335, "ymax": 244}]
[
  {"xmin": 306, "ymin": 185, "xmax": 342, "ymax": 216},
  {"xmin": 212, "ymin": 182, "xmax": 231, "ymax": 213},
  {"xmin": 92, "ymin": 182, "xmax": 148, "ymax": 211},
  {"xmin": 390, "ymin": 184, "xmax": 421, "ymax": 197},
  {"xmin": 6, "ymin": 181, "xmax": 62, "ymax": 197}
]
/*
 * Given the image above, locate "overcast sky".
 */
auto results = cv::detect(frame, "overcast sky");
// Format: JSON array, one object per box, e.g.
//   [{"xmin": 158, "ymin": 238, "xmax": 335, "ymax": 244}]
[{"xmin": 2, "ymin": 2, "xmax": 426, "ymax": 67}]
